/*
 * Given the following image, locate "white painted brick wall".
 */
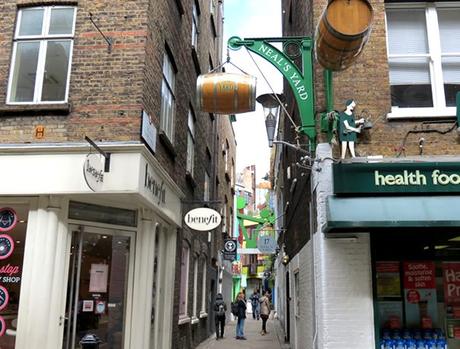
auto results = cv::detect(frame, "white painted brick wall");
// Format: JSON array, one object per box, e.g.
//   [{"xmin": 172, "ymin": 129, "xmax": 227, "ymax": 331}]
[
  {"xmin": 289, "ymin": 241, "xmax": 315, "ymax": 349},
  {"xmin": 313, "ymin": 144, "xmax": 375, "ymax": 349}
]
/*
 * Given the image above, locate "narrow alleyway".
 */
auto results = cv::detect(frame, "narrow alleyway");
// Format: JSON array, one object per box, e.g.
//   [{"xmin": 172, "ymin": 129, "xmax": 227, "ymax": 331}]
[{"xmin": 196, "ymin": 318, "xmax": 290, "ymax": 349}]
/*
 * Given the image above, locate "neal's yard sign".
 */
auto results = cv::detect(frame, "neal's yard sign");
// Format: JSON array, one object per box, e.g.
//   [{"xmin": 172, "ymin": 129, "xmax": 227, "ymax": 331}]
[
  {"xmin": 184, "ymin": 208, "xmax": 222, "ymax": 231},
  {"xmin": 333, "ymin": 162, "xmax": 460, "ymax": 195}
]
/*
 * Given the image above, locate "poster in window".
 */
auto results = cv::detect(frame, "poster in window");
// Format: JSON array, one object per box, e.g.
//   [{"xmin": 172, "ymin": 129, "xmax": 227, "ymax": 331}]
[
  {"xmin": 378, "ymin": 301, "xmax": 403, "ymax": 329},
  {"xmin": 403, "ymin": 261, "xmax": 438, "ymax": 328},
  {"xmin": 89, "ymin": 264, "xmax": 109, "ymax": 293},
  {"xmin": 82, "ymin": 300, "xmax": 94, "ymax": 312},
  {"xmin": 376, "ymin": 261, "xmax": 401, "ymax": 298}
]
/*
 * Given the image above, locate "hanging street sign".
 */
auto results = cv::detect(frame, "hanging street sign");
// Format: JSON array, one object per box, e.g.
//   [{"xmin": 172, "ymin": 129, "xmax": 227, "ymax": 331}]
[
  {"xmin": 83, "ymin": 153, "xmax": 104, "ymax": 192},
  {"xmin": 223, "ymin": 238, "xmax": 237, "ymax": 261},
  {"xmin": 184, "ymin": 207, "xmax": 222, "ymax": 231},
  {"xmin": 257, "ymin": 235, "xmax": 277, "ymax": 254}
]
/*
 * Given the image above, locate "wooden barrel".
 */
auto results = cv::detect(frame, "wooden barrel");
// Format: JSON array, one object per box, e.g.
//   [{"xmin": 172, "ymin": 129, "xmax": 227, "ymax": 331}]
[
  {"xmin": 315, "ymin": 0, "xmax": 373, "ymax": 71},
  {"xmin": 196, "ymin": 73, "xmax": 256, "ymax": 114}
]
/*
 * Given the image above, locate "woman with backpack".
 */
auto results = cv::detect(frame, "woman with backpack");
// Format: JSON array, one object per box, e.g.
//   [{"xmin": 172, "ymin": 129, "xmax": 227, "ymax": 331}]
[
  {"xmin": 214, "ymin": 293, "xmax": 227, "ymax": 340},
  {"xmin": 259, "ymin": 290, "xmax": 271, "ymax": 335}
]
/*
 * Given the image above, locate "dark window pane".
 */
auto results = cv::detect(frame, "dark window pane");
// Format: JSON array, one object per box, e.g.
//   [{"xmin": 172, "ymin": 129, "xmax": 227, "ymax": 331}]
[
  {"xmin": 10, "ymin": 42, "xmax": 40, "ymax": 102},
  {"xmin": 391, "ymin": 84, "xmax": 433, "ymax": 108},
  {"xmin": 41, "ymin": 41, "xmax": 71, "ymax": 101},
  {"xmin": 18, "ymin": 8, "xmax": 44, "ymax": 36},
  {"xmin": 444, "ymin": 84, "xmax": 460, "ymax": 107}
]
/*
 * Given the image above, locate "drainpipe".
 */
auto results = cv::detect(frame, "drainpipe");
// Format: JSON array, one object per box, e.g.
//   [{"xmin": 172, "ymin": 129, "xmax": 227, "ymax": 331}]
[
  {"xmin": 324, "ymin": 69, "xmax": 333, "ymax": 112},
  {"xmin": 320, "ymin": 69, "xmax": 335, "ymax": 142}
]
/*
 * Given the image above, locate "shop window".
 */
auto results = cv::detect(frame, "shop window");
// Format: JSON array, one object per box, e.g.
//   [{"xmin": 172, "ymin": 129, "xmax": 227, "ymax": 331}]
[
  {"xmin": 160, "ymin": 51, "xmax": 176, "ymax": 142},
  {"xmin": 7, "ymin": 6, "xmax": 76, "ymax": 104},
  {"xmin": 178, "ymin": 243, "xmax": 190, "ymax": 322},
  {"xmin": 0, "ymin": 204, "xmax": 29, "ymax": 348},
  {"xmin": 386, "ymin": 3, "xmax": 460, "ymax": 118},
  {"xmin": 372, "ymin": 232, "xmax": 460, "ymax": 349}
]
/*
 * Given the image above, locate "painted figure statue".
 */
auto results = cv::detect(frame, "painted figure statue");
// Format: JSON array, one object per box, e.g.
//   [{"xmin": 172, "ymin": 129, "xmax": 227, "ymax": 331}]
[{"xmin": 338, "ymin": 99, "xmax": 364, "ymax": 159}]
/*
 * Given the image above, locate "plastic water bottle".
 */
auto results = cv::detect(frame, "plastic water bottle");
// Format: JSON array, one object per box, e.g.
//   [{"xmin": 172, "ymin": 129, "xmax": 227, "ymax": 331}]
[
  {"xmin": 383, "ymin": 338, "xmax": 394, "ymax": 349},
  {"xmin": 395, "ymin": 338, "xmax": 405, "ymax": 349},
  {"xmin": 435, "ymin": 338, "xmax": 447, "ymax": 349},
  {"xmin": 425, "ymin": 339, "xmax": 436, "ymax": 349},
  {"xmin": 416, "ymin": 339, "xmax": 425, "ymax": 349},
  {"xmin": 406, "ymin": 338, "xmax": 417, "ymax": 349}
]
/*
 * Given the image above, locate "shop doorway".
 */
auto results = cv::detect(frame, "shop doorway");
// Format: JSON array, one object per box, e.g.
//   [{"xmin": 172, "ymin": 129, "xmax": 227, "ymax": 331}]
[{"xmin": 62, "ymin": 225, "xmax": 134, "ymax": 349}]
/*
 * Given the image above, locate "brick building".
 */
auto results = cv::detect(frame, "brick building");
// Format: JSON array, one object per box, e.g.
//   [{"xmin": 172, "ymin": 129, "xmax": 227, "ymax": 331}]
[
  {"xmin": 271, "ymin": 0, "xmax": 460, "ymax": 348},
  {"xmin": 0, "ymin": 0, "xmax": 234, "ymax": 348}
]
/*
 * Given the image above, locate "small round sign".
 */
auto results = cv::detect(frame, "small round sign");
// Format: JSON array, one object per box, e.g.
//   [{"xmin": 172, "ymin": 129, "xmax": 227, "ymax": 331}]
[
  {"xmin": 0, "ymin": 235, "xmax": 14, "ymax": 260},
  {"xmin": 0, "ymin": 286, "xmax": 9, "ymax": 312},
  {"xmin": 224, "ymin": 239, "xmax": 237, "ymax": 252},
  {"xmin": 0, "ymin": 208, "xmax": 17, "ymax": 232},
  {"xmin": 184, "ymin": 208, "xmax": 222, "ymax": 231}
]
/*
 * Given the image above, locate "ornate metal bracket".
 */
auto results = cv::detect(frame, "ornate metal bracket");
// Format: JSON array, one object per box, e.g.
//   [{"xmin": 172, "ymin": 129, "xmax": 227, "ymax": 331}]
[{"xmin": 228, "ymin": 36, "xmax": 316, "ymax": 150}]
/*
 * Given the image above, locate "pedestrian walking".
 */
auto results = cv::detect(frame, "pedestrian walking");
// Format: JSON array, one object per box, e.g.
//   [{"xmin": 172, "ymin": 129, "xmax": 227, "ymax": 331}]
[
  {"xmin": 235, "ymin": 292, "xmax": 247, "ymax": 340},
  {"xmin": 249, "ymin": 288, "xmax": 260, "ymax": 320},
  {"xmin": 260, "ymin": 290, "xmax": 271, "ymax": 335},
  {"xmin": 214, "ymin": 293, "xmax": 227, "ymax": 340}
]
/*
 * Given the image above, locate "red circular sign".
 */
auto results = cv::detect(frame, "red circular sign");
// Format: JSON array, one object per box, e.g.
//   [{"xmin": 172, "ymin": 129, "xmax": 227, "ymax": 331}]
[
  {"xmin": 0, "ymin": 286, "xmax": 9, "ymax": 312},
  {"xmin": 0, "ymin": 208, "xmax": 17, "ymax": 232},
  {"xmin": 406, "ymin": 289, "xmax": 421, "ymax": 304},
  {"xmin": 0, "ymin": 235, "xmax": 14, "ymax": 260}
]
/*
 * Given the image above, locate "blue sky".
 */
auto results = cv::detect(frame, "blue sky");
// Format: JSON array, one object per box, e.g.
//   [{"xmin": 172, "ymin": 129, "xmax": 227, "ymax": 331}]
[{"xmin": 223, "ymin": 0, "xmax": 281, "ymax": 180}]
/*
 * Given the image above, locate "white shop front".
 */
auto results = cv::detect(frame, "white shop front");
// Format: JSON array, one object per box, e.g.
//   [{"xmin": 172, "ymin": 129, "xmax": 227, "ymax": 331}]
[{"xmin": 0, "ymin": 144, "xmax": 182, "ymax": 349}]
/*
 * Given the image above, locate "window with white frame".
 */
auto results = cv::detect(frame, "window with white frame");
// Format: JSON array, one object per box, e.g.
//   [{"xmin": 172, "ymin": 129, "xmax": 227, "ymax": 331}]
[
  {"xmin": 186, "ymin": 109, "xmax": 196, "ymax": 176},
  {"xmin": 160, "ymin": 52, "xmax": 176, "ymax": 141},
  {"xmin": 204, "ymin": 171, "xmax": 210, "ymax": 201},
  {"xmin": 8, "ymin": 6, "xmax": 76, "ymax": 104},
  {"xmin": 192, "ymin": 256, "xmax": 199, "ymax": 322},
  {"xmin": 386, "ymin": 2, "xmax": 460, "ymax": 117},
  {"xmin": 179, "ymin": 243, "xmax": 190, "ymax": 320},
  {"xmin": 191, "ymin": 1, "xmax": 199, "ymax": 48},
  {"xmin": 200, "ymin": 258, "xmax": 207, "ymax": 316}
]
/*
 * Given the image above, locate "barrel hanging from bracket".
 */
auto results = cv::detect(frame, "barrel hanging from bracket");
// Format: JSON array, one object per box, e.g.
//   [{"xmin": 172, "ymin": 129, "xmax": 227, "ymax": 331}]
[{"xmin": 315, "ymin": 0, "xmax": 373, "ymax": 71}]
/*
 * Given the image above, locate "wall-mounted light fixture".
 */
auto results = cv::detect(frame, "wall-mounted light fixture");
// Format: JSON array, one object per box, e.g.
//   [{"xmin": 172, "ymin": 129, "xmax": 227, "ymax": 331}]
[{"xmin": 256, "ymin": 93, "xmax": 285, "ymax": 147}]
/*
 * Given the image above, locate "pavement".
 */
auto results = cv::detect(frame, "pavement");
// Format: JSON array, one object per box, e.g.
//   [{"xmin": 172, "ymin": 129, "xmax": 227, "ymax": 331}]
[{"xmin": 196, "ymin": 316, "xmax": 291, "ymax": 349}]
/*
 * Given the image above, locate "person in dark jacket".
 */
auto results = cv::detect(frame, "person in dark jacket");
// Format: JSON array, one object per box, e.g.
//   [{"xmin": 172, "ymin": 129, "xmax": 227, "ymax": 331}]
[
  {"xmin": 235, "ymin": 292, "xmax": 247, "ymax": 340},
  {"xmin": 214, "ymin": 293, "xmax": 227, "ymax": 339}
]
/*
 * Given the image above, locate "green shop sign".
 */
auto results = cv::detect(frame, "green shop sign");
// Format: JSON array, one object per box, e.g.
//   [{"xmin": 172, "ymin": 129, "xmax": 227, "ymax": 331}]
[{"xmin": 333, "ymin": 162, "xmax": 460, "ymax": 195}]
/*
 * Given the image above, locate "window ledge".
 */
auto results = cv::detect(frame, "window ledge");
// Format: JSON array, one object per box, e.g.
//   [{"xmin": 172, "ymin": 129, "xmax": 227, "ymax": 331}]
[
  {"xmin": 0, "ymin": 103, "xmax": 71, "ymax": 116},
  {"xmin": 387, "ymin": 107, "xmax": 456, "ymax": 120},
  {"xmin": 178, "ymin": 315, "xmax": 191, "ymax": 325},
  {"xmin": 191, "ymin": 316, "xmax": 200, "ymax": 324},
  {"xmin": 199, "ymin": 311, "xmax": 208, "ymax": 319},
  {"xmin": 159, "ymin": 131, "xmax": 177, "ymax": 158}
]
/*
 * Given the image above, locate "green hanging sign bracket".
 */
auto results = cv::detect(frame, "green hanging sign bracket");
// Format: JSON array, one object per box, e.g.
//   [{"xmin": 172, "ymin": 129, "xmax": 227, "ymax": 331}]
[{"xmin": 228, "ymin": 36, "xmax": 316, "ymax": 150}]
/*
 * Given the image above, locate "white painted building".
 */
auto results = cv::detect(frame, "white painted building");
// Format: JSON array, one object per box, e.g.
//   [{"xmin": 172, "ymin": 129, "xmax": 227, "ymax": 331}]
[{"xmin": 0, "ymin": 143, "xmax": 181, "ymax": 348}]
